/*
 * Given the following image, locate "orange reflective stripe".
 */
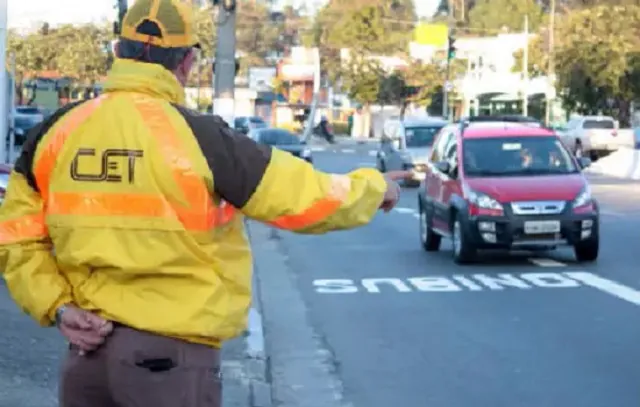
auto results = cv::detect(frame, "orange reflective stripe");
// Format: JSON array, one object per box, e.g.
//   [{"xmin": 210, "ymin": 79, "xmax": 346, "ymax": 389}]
[
  {"xmin": 269, "ymin": 175, "xmax": 351, "ymax": 230},
  {"xmin": 46, "ymin": 192, "xmax": 176, "ymax": 218},
  {"xmin": 34, "ymin": 97, "xmax": 107, "ymax": 202},
  {"xmin": 0, "ymin": 213, "xmax": 47, "ymax": 244},
  {"xmin": 131, "ymin": 96, "xmax": 225, "ymax": 231},
  {"xmin": 270, "ymin": 199, "xmax": 342, "ymax": 230}
]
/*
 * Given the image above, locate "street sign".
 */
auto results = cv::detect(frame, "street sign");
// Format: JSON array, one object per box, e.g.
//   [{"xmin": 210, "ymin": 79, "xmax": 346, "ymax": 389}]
[{"xmin": 414, "ymin": 23, "xmax": 448, "ymax": 47}]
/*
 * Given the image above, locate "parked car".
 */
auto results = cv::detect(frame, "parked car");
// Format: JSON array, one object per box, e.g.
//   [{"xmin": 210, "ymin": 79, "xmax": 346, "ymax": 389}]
[
  {"xmin": 12, "ymin": 105, "xmax": 45, "ymax": 145},
  {"xmin": 0, "ymin": 163, "xmax": 12, "ymax": 205},
  {"xmin": 234, "ymin": 116, "xmax": 268, "ymax": 135},
  {"xmin": 559, "ymin": 115, "xmax": 634, "ymax": 159},
  {"xmin": 249, "ymin": 128, "xmax": 313, "ymax": 163},
  {"xmin": 376, "ymin": 116, "xmax": 448, "ymax": 186},
  {"xmin": 418, "ymin": 116, "xmax": 599, "ymax": 264}
]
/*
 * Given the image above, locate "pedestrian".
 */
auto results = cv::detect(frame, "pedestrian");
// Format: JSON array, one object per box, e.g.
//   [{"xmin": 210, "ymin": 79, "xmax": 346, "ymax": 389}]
[{"xmin": 0, "ymin": 0, "xmax": 411, "ymax": 406}]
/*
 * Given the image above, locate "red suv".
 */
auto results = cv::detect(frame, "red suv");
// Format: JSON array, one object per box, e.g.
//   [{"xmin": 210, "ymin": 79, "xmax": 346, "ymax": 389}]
[{"xmin": 418, "ymin": 118, "xmax": 599, "ymax": 264}]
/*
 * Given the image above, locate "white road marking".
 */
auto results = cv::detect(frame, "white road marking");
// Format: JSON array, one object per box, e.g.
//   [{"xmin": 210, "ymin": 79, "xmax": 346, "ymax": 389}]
[
  {"xmin": 313, "ymin": 272, "xmax": 586, "ymax": 294},
  {"xmin": 565, "ymin": 272, "xmax": 640, "ymax": 306},
  {"xmin": 528, "ymin": 258, "xmax": 566, "ymax": 267},
  {"xmin": 310, "ymin": 147, "xmax": 325, "ymax": 152},
  {"xmin": 357, "ymin": 162, "xmax": 376, "ymax": 167},
  {"xmin": 412, "ymin": 213, "xmax": 420, "ymax": 219},
  {"xmin": 393, "ymin": 207, "xmax": 416, "ymax": 214},
  {"xmin": 368, "ymin": 150, "xmax": 378, "ymax": 157},
  {"xmin": 342, "ymin": 149, "xmax": 356, "ymax": 153}
]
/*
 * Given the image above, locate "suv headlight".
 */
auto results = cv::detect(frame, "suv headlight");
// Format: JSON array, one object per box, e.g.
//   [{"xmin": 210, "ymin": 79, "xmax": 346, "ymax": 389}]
[
  {"xmin": 573, "ymin": 185, "xmax": 592, "ymax": 208},
  {"xmin": 464, "ymin": 186, "xmax": 503, "ymax": 210}
]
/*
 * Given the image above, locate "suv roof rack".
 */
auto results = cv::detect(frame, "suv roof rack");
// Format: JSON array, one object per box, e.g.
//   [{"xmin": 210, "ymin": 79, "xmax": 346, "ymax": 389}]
[{"xmin": 458, "ymin": 115, "xmax": 546, "ymax": 136}]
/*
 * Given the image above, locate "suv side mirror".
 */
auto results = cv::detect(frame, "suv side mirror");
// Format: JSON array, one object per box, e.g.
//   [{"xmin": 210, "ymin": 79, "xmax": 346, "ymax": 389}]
[
  {"xmin": 578, "ymin": 157, "xmax": 591, "ymax": 169},
  {"xmin": 435, "ymin": 160, "xmax": 451, "ymax": 173}
]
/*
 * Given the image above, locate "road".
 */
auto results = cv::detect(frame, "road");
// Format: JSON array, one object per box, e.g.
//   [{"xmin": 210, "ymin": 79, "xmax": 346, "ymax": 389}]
[{"xmin": 265, "ymin": 142, "xmax": 640, "ymax": 407}]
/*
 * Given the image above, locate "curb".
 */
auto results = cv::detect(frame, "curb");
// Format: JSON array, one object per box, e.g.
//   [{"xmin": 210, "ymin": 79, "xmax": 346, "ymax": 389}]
[
  {"xmin": 244, "ymin": 222, "xmax": 272, "ymax": 407},
  {"xmin": 586, "ymin": 148, "xmax": 640, "ymax": 180},
  {"xmin": 246, "ymin": 221, "xmax": 351, "ymax": 407}
]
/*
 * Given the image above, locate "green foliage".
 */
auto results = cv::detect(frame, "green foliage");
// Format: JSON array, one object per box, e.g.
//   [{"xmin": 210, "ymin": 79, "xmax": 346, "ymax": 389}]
[
  {"xmin": 340, "ymin": 52, "xmax": 384, "ymax": 106},
  {"xmin": 468, "ymin": 0, "xmax": 544, "ymax": 33},
  {"xmin": 512, "ymin": 35, "xmax": 549, "ymax": 77},
  {"xmin": 554, "ymin": 5, "xmax": 640, "ymax": 121}
]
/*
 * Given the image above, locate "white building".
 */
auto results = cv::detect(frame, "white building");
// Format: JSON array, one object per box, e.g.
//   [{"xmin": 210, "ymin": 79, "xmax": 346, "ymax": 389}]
[{"xmin": 410, "ymin": 32, "xmax": 556, "ymax": 118}]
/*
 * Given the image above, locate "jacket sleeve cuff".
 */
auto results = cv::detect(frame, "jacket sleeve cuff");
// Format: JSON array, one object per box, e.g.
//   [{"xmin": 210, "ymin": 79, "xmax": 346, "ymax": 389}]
[{"xmin": 46, "ymin": 295, "xmax": 73, "ymax": 326}]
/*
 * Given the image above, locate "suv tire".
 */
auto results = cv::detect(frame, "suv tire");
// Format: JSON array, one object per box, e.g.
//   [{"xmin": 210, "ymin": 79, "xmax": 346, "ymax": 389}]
[
  {"xmin": 419, "ymin": 200, "xmax": 441, "ymax": 251},
  {"xmin": 574, "ymin": 236, "xmax": 599, "ymax": 262},
  {"xmin": 452, "ymin": 213, "xmax": 476, "ymax": 264}
]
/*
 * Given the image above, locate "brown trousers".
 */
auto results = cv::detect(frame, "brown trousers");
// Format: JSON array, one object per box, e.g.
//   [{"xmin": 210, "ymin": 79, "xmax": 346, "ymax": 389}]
[{"xmin": 59, "ymin": 324, "xmax": 222, "ymax": 407}]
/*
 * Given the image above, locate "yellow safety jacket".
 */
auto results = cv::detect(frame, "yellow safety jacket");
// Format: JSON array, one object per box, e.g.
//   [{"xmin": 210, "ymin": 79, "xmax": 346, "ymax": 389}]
[{"xmin": 0, "ymin": 59, "xmax": 387, "ymax": 347}]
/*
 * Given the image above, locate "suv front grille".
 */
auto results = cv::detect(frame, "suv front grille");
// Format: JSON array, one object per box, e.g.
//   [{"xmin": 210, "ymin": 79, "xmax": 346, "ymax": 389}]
[{"xmin": 511, "ymin": 201, "xmax": 566, "ymax": 215}]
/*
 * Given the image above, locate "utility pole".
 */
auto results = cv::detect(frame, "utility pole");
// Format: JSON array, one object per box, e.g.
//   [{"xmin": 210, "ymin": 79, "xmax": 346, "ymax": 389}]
[
  {"xmin": 0, "ymin": 0, "xmax": 8, "ymax": 164},
  {"xmin": 116, "ymin": 0, "xmax": 128, "ymax": 33},
  {"xmin": 443, "ymin": 0, "xmax": 455, "ymax": 120},
  {"xmin": 522, "ymin": 14, "xmax": 529, "ymax": 117},
  {"xmin": 545, "ymin": 0, "xmax": 555, "ymax": 126},
  {"xmin": 213, "ymin": 0, "xmax": 237, "ymax": 126},
  {"xmin": 8, "ymin": 52, "xmax": 15, "ymax": 163}
]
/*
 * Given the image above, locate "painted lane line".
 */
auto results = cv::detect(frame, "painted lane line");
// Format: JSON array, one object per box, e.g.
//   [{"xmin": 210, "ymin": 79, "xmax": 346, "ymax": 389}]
[
  {"xmin": 393, "ymin": 207, "xmax": 417, "ymax": 214},
  {"xmin": 342, "ymin": 149, "xmax": 356, "ymax": 153},
  {"xmin": 528, "ymin": 258, "xmax": 567, "ymax": 267},
  {"xmin": 368, "ymin": 150, "xmax": 378, "ymax": 157},
  {"xmin": 565, "ymin": 272, "xmax": 640, "ymax": 306},
  {"xmin": 412, "ymin": 212, "xmax": 420, "ymax": 219}
]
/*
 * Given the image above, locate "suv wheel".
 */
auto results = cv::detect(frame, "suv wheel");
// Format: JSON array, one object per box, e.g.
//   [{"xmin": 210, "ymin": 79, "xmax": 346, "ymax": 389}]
[
  {"xmin": 574, "ymin": 235, "xmax": 599, "ymax": 262},
  {"xmin": 451, "ymin": 213, "xmax": 476, "ymax": 264},
  {"xmin": 419, "ymin": 200, "xmax": 441, "ymax": 251}
]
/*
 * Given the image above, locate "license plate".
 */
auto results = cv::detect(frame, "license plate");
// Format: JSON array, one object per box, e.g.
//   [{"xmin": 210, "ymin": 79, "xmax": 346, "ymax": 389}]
[{"xmin": 524, "ymin": 220, "xmax": 561, "ymax": 234}]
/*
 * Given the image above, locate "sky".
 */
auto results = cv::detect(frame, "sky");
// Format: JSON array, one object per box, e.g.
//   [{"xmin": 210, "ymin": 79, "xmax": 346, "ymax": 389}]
[{"xmin": 8, "ymin": 0, "xmax": 439, "ymax": 29}]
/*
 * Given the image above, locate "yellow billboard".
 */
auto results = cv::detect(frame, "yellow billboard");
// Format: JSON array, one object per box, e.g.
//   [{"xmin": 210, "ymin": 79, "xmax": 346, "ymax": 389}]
[{"xmin": 414, "ymin": 23, "xmax": 448, "ymax": 47}]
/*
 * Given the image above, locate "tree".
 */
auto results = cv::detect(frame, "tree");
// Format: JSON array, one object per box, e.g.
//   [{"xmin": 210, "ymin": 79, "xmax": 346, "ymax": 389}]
[
  {"xmin": 468, "ymin": 0, "xmax": 544, "ymax": 33},
  {"xmin": 340, "ymin": 52, "xmax": 384, "ymax": 108},
  {"xmin": 512, "ymin": 33, "xmax": 549, "ymax": 77},
  {"xmin": 54, "ymin": 23, "xmax": 112, "ymax": 85},
  {"xmin": 305, "ymin": 0, "xmax": 417, "ymax": 83},
  {"xmin": 554, "ymin": 4, "xmax": 640, "ymax": 124}
]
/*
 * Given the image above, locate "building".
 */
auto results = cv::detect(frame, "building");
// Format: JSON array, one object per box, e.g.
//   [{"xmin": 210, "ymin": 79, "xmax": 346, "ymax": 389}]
[{"xmin": 410, "ymin": 32, "xmax": 558, "ymax": 121}]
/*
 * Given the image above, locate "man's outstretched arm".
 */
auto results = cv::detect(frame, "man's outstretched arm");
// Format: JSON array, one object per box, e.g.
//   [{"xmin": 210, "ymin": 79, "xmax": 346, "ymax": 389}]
[{"xmin": 181, "ymin": 112, "xmax": 408, "ymax": 234}]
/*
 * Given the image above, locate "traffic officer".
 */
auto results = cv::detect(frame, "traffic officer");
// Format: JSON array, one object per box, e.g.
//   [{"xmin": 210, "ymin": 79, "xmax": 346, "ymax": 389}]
[{"xmin": 0, "ymin": 0, "xmax": 410, "ymax": 406}]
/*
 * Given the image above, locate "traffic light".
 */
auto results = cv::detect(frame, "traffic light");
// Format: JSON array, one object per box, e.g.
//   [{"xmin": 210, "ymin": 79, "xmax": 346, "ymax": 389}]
[{"xmin": 447, "ymin": 35, "xmax": 456, "ymax": 60}]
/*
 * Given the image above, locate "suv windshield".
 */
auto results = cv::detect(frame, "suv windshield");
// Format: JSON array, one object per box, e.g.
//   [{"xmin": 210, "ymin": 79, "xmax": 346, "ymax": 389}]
[
  {"xmin": 463, "ymin": 136, "xmax": 578, "ymax": 177},
  {"xmin": 584, "ymin": 119, "xmax": 614, "ymax": 129},
  {"xmin": 405, "ymin": 126, "xmax": 444, "ymax": 147}
]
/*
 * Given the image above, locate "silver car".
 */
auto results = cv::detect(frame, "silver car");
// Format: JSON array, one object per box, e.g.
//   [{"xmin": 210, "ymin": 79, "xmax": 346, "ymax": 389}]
[{"xmin": 376, "ymin": 117, "xmax": 448, "ymax": 186}]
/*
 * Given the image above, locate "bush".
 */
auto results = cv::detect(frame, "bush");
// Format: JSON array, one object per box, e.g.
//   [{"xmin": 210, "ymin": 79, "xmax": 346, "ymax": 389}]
[{"xmin": 332, "ymin": 121, "xmax": 349, "ymax": 136}]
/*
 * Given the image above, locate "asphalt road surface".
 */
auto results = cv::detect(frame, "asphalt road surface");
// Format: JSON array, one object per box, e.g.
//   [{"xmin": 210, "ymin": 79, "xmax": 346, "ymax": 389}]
[{"xmin": 273, "ymin": 143, "xmax": 640, "ymax": 407}]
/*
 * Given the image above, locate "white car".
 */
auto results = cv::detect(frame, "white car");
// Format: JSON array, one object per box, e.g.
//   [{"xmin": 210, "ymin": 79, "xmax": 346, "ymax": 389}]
[
  {"xmin": 376, "ymin": 116, "xmax": 448, "ymax": 186},
  {"xmin": 559, "ymin": 116, "xmax": 634, "ymax": 159}
]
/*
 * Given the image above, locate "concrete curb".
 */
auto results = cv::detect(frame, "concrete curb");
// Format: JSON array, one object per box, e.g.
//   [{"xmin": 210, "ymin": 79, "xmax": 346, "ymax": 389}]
[
  {"xmin": 244, "ymin": 223, "xmax": 272, "ymax": 407},
  {"xmin": 246, "ymin": 221, "xmax": 352, "ymax": 407},
  {"xmin": 586, "ymin": 148, "xmax": 640, "ymax": 180}
]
